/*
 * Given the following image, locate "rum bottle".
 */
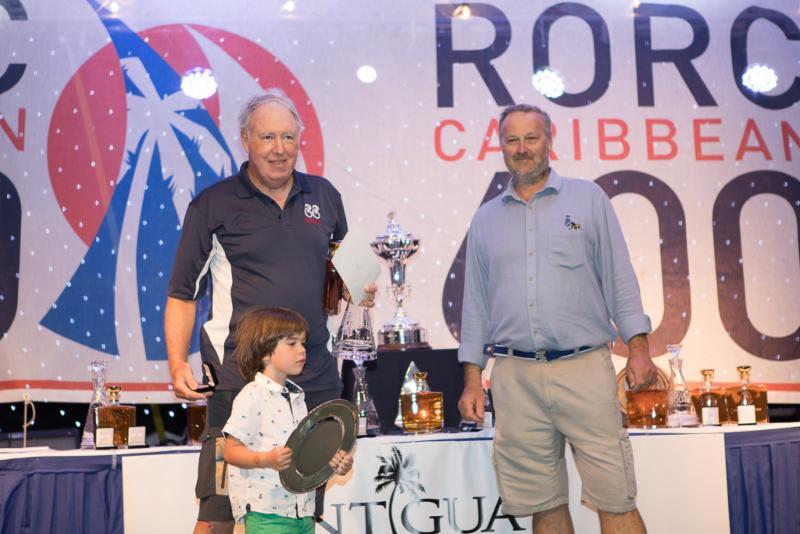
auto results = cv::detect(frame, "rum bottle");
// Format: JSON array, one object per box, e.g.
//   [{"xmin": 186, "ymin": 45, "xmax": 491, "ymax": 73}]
[
  {"xmin": 690, "ymin": 369, "xmax": 728, "ymax": 426},
  {"xmin": 482, "ymin": 385, "xmax": 494, "ymax": 428},
  {"xmin": 323, "ymin": 240, "xmax": 345, "ymax": 315},
  {"xmin": 96, "ymin": 385, "xmax": 136, "ymax": 447},
  {"xmin": 727, "ymin": 365, "xmax": 769, "ymax": 425},
  {"xmin": 401, "ymin": 372, "xmax": 443, "ymax": 434}
]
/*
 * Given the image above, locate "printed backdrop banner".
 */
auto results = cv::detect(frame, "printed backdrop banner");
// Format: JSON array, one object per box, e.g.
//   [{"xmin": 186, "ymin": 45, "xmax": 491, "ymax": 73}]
[{"xmin": 0, "ymin": 1, "xmax": 798, "ymax": 402}]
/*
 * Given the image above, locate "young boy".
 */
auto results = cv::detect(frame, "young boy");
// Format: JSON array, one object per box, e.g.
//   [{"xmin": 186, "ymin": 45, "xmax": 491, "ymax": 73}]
[{"xmin": 223, "ymin": 306, "xmax": 353, "ymax": 533}]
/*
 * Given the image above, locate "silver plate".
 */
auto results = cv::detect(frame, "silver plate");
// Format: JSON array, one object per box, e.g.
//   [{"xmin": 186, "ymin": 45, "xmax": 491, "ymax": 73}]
[{"xmin": 279, "ymin": 399, "xmax": 357, "ymax": 493}]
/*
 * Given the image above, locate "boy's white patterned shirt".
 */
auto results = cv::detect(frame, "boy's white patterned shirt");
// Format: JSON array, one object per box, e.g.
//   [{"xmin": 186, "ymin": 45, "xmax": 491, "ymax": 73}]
[{"xmin": 222, "ymin": 373, "xmax": 313, "ymax": 522}]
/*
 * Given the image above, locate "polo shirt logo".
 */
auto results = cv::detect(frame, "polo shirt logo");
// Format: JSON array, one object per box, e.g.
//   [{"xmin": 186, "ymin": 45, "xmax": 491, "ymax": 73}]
[
  {"xmin": 304, "ymin": 203, "xmax": 321, "ymax": 223},
  {"xmin": 564, "ymin": 214, "xmax": 581, "ymax": 230}
]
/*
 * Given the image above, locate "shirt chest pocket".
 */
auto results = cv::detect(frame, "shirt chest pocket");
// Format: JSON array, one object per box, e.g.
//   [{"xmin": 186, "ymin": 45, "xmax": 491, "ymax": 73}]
[{"xmin": 548, "ymin": 234, "xmax": 585, "ymax": 269}]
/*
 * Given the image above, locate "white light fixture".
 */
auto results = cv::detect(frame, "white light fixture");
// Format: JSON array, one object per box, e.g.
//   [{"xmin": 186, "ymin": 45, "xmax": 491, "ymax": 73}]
[
  {"xmin": 180, "ymin": 68, "xmax": 218, "ymax": 100},
  {"xmin": 281, "ymin": 1, "xmax": 296, "ymax": 13},
  {"xmin": 356, "ymin": 65, "xmax": 378, "ymax": 84},
  {"xmin": 742, "ymin": 63, "xmax": 778, "ymax": 93},
  {"xmin": 531, "ymin": 67, "xmax": 565, "ymax": 99},
  {"xmin": 108, "ymin": 1, "xmax": 120, "ymax": 14},
  {"xmin": 453, "ymin": 4, "xmax": 471, "ymax": 20}
]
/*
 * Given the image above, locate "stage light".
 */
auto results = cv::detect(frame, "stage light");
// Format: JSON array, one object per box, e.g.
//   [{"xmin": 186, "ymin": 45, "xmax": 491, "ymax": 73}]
[
  {"xmin": 532, "ymin": 67, "xmax": 565, "ymax": 99},
  {"xmin": 282, "ymin": 1, "xmax": 296, "ymax": 13},
  {"xmin": 108, "ymin": 1, "xmax": 119, "ymax": 14},
  {"xmin": 357, "ymin": 65, "xmax": 378, "ymax": 84},
  {"xmin": 180, "ymin": 67, "xmax": 218, "ymax": 100},
  {"xmin": 453, "ymin": 4, "xmax": 471, "ymax": 20},
  {"xmin": 742, "ymin": 64, "xmax": 778, "ymax": 93}
]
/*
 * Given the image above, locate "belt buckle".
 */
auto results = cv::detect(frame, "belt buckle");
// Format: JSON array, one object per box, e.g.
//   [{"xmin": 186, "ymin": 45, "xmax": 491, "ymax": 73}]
[{"xmin": 533, "ymin": 349, "xmax": 548, "ymax": 362}]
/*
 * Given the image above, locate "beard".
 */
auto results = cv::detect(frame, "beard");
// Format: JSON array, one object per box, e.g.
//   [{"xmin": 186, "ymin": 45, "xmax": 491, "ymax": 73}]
[{"xmin": 509, "ymin": 153, "xmax": 550, "ymax": 186}]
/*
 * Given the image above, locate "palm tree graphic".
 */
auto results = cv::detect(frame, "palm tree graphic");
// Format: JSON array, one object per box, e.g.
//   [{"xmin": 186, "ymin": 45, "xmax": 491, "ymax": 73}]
[{"xmin": 374, "ymin": 446, "xmax": 426, "ymax": 534}]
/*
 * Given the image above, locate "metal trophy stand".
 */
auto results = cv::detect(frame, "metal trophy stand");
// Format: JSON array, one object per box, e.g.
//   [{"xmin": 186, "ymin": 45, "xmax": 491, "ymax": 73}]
[
  {"xmin": 332, "ymin": 302, "xmax": 381, "ymax": 436},
  {"xmin": 370, "ymin": 213, "xmax": 430, "ymax": 351}
]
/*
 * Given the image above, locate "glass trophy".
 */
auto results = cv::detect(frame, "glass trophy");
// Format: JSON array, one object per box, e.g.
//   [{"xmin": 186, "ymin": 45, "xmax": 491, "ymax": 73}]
[
  {"xmin": 666, "ymin": 344, "xmax": 699, "ymax": 427},
  {"xmin": 81, "ymin": 360, "xmax": 109, "ymax": 448},
  {"xmin": 332, "ymin": 301, "xmax": 381, "ymax": 436},
  {"xmin": 394, "ymin": 360, "xmax": 421, "ymax": 427},
  {"xmin": 371, "ymin": 212, "xmax": 430, "ymax": 350}
]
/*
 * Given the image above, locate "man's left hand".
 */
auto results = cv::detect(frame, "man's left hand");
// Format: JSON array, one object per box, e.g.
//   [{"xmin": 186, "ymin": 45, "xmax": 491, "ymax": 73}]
[{"xmin": 624, "ymin": 335, "xmax": 657, "ymax": 392}]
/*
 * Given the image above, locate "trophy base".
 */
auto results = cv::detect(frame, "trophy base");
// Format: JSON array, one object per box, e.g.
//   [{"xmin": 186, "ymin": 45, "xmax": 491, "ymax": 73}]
[{"xmin": 378, "ymin": 326, "xmax": 431, "ymax": 352}]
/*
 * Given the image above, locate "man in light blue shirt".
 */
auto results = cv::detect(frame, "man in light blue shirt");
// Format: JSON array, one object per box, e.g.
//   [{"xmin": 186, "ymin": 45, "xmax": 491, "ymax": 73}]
[{"xmin": 458, "ymin": 104, "xmax": 657, "ymax": 534}]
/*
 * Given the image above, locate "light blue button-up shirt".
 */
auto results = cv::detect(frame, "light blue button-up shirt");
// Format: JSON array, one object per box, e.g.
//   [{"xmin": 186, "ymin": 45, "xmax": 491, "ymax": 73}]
[{"xmin": 458, "ymin": 169, "xmax": 651, "ymax": 369}]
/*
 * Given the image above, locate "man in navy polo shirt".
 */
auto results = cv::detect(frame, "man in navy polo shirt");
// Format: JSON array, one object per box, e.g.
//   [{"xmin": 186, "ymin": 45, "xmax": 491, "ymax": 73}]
[{"xmin": 165, "ymin": 89, "xmax": 365, "ymax": 533}]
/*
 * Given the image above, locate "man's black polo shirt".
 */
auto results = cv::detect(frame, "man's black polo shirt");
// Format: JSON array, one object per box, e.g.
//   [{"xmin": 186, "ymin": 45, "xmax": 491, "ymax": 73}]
[{"xmin": 167, "ymin": 163, "xmax": 347, "ymax": 392}]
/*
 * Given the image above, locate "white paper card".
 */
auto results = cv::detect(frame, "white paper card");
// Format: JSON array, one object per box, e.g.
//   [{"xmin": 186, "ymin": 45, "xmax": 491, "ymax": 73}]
[
  {"xmin": 96, "ymin": 427, "xmax": 115, "ymax": 448},
  {"xmin": 128, "ymin": 426, "xmax": 146, "ymax": 447},
  {"xmin": 333, "ymin": 226, "xmax": 381, "ymax": 305}
]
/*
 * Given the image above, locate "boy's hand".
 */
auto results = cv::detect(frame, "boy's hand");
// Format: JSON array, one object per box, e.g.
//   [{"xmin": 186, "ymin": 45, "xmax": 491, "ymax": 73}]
[
  {"xmin": 261, "ymin": 446, "xmax": 292, "ymax": 470},
  {"xmin": 329, "ymin": 449, "xmax": 354, "ymax": 476}
]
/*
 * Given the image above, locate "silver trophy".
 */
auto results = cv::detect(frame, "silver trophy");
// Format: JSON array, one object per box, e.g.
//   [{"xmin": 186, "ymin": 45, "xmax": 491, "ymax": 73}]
[{"xmin": 371, "ymin": 212, "xmax": 431, "ymax": 351}]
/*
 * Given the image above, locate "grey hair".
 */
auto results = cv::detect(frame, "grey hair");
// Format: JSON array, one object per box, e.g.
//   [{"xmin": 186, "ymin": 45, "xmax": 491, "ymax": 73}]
[
  {"xmin": 498, "ymin": 104, "xmax": 552, "ymax": 142},
  {"xmin": 238, "ymin": 88, "xmax": 305, "ymax": 135}
]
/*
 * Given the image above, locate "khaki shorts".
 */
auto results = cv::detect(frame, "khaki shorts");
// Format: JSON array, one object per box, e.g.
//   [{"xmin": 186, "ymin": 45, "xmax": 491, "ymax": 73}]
[{"xmin": 491, "ymin": 346, "xmax": 637, "ymax": 516}]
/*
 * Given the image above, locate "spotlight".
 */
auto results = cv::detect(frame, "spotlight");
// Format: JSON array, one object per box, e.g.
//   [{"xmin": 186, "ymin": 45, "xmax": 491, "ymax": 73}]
[
  {"xmin": 741, "ymin": 64, "xmax": 778, "ymax": 93},
  {"xmin": 357, "ymin": 65, "xmax": 378, "ymax": 84},
  {"xmin": 180, "ymin": 68, "xmax": 218, "ymax": 100},
  {"xmin": 532, "ymin": 67, "xmax": 565, "ymax": 99},
  {"xmin": 453, "ymin": 4, "xmax": 471, "ymax": 20}
]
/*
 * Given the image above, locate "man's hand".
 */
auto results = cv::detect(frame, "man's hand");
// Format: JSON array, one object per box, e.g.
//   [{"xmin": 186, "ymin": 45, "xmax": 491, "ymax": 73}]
[
  {"xmin": 261, "ymin": 446, "xmax": 293, "ymax": 470},
  {"xmin": 170, "ymin": 360, "xmax": 209, "ymax": 401},
  {"xmin": 458, "ymin": 363, "xmax": 485, "ymax": 423},
  {"xmin": 624, "ymin": 334, "xmax": 657, "ymax": 392},
  {"xmin": 358, "ymin": 283, "xmax": 378, "ymax": 308},
  {"xmin": 330, "ymin": 449, "xmax": 354, "ymax": 476}
]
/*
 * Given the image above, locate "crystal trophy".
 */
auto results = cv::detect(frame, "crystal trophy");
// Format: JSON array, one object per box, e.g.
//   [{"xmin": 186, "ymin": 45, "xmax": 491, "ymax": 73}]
[
  {"xmin": 81, "ymin": 360, "xmax": 109, "ymax": 448},
  {"xmin": 370, "ymin": 212, "xmax": 430, "ymax": 350},
  {"xmin": 666, "ymin": 344, "xmax": 699, "ymax": 427},
  {"xmin": 394, "ymin": 360, "xmax": 421, "ymax": 427},
  {"xmin": 333, "ymin": 301, "xmax": 381, "ymax": 436}
]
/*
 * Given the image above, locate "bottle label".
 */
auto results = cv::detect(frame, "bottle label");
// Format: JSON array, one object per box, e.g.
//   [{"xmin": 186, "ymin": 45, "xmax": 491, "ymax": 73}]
[
  {"xmin": 358, "ymin": 416, "xmax": 368, "ymax": 436},
  {"xmin": 483, "ymin": 412, "xmax": 493, "ymax": 428},
  {"xmin": 737, "ymin": 405, "xmax": 756, "ymax": 425},
  {"xmin": 701, "ymin": 407, "xmax": 720, "ymax": 426}
]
